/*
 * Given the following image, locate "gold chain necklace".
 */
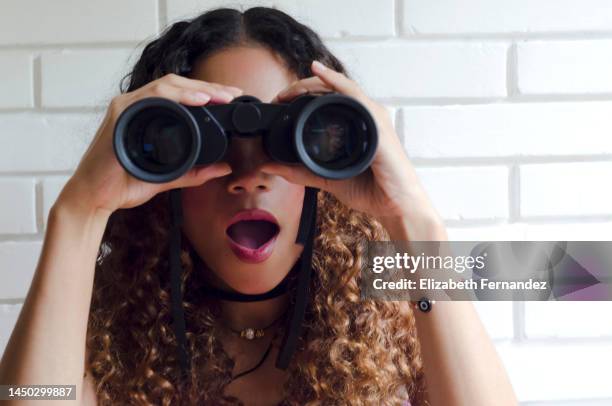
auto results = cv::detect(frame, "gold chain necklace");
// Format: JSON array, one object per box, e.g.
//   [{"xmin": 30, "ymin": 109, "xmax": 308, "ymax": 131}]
[{"xmin": 221, "ymin": 309, "xmax": 287, "ymax": 340}]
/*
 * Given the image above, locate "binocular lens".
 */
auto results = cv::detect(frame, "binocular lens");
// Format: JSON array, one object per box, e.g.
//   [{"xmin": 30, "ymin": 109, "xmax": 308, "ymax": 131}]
[
  {"xmin": 125, "ymin": 107, "xmax": 194, "ymax": 174},
  {"xmin": 302, "ymin": 104, "xmax": 369, "ymax": 170}
]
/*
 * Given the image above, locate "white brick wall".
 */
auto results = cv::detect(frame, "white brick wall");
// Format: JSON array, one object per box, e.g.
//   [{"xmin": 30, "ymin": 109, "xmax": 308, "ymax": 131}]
[
  {"xmin": 0, "ymin": 242, "xmax": 41, "ymax": 299},
  {"xmin": 401, "ymin": 102, "xmax": 612, "ymax": 158},
  {"xmin": 0, "ymin": 179, "xmax": 37, "ymax": 234},
  {"xmin": 517, "ymin": 40, "xmax": 612, "ymax": 95},
  {"xmin": 167, "ymin": 0, "xmax": 396, "ymax": 37},
  {"xmin": 0, "ymin": 0, "xmax": 159, "ymax": 44},
  {"xmin": 329, "ymin": 42, "xmax": 508, "ymax": 98},
  {"xmin": 0, "ymin": 114, "xmax": 99, "ymax": 172},
  {"xmin": 0, "ymin": 304, "xmax": 23, "ymax": 353},
  {"xmin": 1, "ymin": 1, "xmax": 611, "ymax": 404},
  {"xmin": 41, "ymin": 49, "xmax": 136, "ymax": 108},
  {"xmin": 415, "ymin": 166, "xmax": 509, "ymax": 221},
  {"xmin": 401, "ymin": 0, "xmax": 612, "ymax": 35},
  {"xmin": 521, "ymin": 162, "xmax": 612, "ymax": 217},
  {"xmin": 0, "ymin": 52, "xmax": 33, "ymax": 108}
]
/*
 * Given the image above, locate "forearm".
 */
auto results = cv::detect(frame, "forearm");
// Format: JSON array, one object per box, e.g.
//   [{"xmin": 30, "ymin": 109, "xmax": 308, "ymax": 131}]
[
  {"xmin": 379, "ymin": 211, "xmax": 517, "ymax": 406},
  {"xmin": 0, "ymin": 195, "xmax": 109, "ymax": 404}
]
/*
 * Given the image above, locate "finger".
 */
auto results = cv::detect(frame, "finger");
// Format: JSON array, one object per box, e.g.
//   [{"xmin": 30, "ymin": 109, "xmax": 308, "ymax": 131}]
[
  {"xmin": 273, "ymin": 77, "xmax": 334, "ymax": 103},
  {"xmin": 161, "ymin": 162, "xmax": 232, "ymax": 191},
  {"xmin": 260, "ymin": 162, "xmax": 332, "ymax": 191},
  {"xmin": 144, "ymin": 77, "xmax": 232, "ymax": 105},
  {"xmin": 208, "ymin": 82, "xmax": 244, "ymax": 98},
  {"xmin": 273, "ymin": 77, "xmax": 333, "ymax": 100},
  {"xmin": 136, "ymin": 81, "xmax": 209, "ymax": 106},
  {"xmin": 163, "ymin": 73, "xmax": 243, "ymax": 99},
  {"xmin": 310, "ymin": 60, "xmax": 362, "ymax": 98},
  {"xmin": 272, "ymin": 85, "xmax": 333, "ymax": 103}
]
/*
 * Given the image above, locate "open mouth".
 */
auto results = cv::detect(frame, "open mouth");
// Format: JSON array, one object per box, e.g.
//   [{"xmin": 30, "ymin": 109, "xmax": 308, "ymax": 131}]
[{"xmin": 226, "ymin": 220, "xmax": 280, "ymax": 249}]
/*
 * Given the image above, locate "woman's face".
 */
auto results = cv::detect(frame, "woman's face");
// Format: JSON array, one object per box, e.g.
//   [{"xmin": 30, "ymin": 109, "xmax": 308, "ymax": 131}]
[{"xmin": 181, "ymin": 45, "xmax": 305, "ymax": 294}]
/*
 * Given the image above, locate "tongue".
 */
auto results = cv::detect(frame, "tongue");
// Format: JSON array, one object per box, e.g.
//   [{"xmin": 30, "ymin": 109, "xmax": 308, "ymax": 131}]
[{"xmin": 227, "ymin": 220, "xmax": 278, "ymax": 249}]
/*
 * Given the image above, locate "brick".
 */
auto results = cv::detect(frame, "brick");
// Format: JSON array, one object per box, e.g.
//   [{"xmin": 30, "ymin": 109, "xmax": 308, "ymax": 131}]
[
  {"xmin": 496, "ymin": 341, "xmax": 612, "ymax": 401},
  {"xmin": 0, "ymin": 242, "xmax": 41, "ymax": 299},
  {"xmin": 401, "ymin": 102, "xmax": 612, "ymax": 158},
  {"xmin": 415, "ymin": 166, "xmax": 509, "ymax": 221},
  {"xmin": 0, "ymin": 0, "xmax": 158, "ymax": 45},
  {"xmin": 525, "ymin": 302, "xmax": 612, "ymax": 338},
  {"xmin": 402, "ymin": 0, "xmax": 612, "ymax": 35},
  {"xmin": 520, "ymin": 162, "xmax": 612, "ymax": 217},
  {"xmin": 446, "ymin": 224, "xmax": 527, "ymax": 241},
  {"xmin": 167, "ymin": 0, "xmax": 272, "ymax": 21},
  {"xmin": 0, "ymin": 178, "xmax": 36, "ymax": 234},
  {"xmin": 524, "ymin": 222, "xmax": 612, "ymax": 241},
  {"xmin": 42, "ymin": 177, "xmax": 70, "ymax": 228},
  {"xmin": 328, "ymin": 42, "xmax": 507, "ymax": 99},
  {"xmin": 521, "ymin": 399, "xmax": 612, "ymax": 406},
  {"xmin": 41, "ymin": 49, "xmax": 133, "ymax": 108},
  {"xmin": 0, "ymin": 304, "xmax": 23, "ymax": 355},
  {"xmin": 0, "ymin": 52, "xmax": 33, "ymax": 109},
  {"xmin": 166, "ymin": 0, "xmax": 395, "ymax": 37},
  {"xmin": 518, "ymin": 40, "xmax": 612, "ymax": 95},
  {"xmin": 0, "ymin": 113, "xmax": 99, "ymax": 172}
]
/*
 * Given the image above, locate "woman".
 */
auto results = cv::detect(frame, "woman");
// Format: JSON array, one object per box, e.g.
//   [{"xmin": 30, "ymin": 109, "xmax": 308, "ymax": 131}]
[{"xmin": 0, "ymin": 7, "xmax": 517, "ymax": 406}]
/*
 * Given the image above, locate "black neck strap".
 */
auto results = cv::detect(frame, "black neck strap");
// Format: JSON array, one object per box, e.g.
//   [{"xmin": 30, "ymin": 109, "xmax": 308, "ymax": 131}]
[
  {"xmin": 275, "ymin": 186, "xmax": 318, "ymax": 369},
  {"xmin": 169, "ymin": 189, "xmax": 190, "ymax": 375}
]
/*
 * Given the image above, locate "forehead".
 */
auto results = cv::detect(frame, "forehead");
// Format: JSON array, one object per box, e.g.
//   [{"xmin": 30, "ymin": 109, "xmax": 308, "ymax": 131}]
[{"xmin": 190, "ymin": 45, "xmax": 297, "ymax": 102}]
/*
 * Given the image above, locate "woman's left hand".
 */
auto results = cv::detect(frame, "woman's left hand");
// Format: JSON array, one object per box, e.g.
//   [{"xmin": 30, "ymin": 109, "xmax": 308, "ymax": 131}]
[{"xmin": 262, "ymin": 60, "xmax": 443, "ymax": 232}]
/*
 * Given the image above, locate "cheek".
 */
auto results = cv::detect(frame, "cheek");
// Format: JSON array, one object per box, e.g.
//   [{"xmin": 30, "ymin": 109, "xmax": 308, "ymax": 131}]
[
  {"xmin": 181, "ymin": 184, "xmax": 218, "ymax": 225},
  {"xmin": 283, "ymin": 184, "xmax": 306, "ymax": 226},
  {"xmin": 288, "ymin": 187, "xmax": 305, "ymax": 209}
]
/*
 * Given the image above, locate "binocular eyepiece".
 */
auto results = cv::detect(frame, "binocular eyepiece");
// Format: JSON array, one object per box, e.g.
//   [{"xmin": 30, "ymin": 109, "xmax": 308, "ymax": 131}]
[{"xmin": 113, "ymin": 92, "xmax": 378, "ymax": 183}]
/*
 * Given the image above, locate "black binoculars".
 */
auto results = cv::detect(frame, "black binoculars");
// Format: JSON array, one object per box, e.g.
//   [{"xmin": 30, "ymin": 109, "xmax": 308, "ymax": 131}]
[{"xmin": 113, "ymin": 92, "xmax": 378, "ymax": 183}]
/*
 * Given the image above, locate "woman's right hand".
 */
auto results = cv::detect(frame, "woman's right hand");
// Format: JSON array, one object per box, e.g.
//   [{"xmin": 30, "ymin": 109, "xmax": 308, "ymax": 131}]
[{"xmin": 57, "ymin": 74, "xmax": 242, "ymax": 216}]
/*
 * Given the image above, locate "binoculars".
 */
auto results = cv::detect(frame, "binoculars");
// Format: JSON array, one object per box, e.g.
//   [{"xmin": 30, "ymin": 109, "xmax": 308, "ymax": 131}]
[{"xmin": 113, "ymin": 92, "xmax": 378, "ymax": 183}]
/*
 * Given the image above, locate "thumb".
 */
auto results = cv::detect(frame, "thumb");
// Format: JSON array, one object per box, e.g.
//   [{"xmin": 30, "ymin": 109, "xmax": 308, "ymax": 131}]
[
  {"xmin": 163, "ymin": 163, "xmax": 232, "ymax": 191},
  {"xmin": 260, "ymin": 162, "xmax": 331, "ymax": 191},
  {"xmin": 310, "ymin": 60, "xmax": 361, "ymax": 98}
]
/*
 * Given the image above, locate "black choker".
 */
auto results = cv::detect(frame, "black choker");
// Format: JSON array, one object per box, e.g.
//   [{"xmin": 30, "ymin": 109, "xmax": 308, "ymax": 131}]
[{"xmin": 195, "ymin": 256, "xmax": 300, "ymax": 302}]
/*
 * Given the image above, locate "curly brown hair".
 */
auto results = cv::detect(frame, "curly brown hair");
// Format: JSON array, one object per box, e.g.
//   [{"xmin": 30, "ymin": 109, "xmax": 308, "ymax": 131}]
[{"xmin": 86, "ymin": 6, "xmax": 427, "ymax": 405}]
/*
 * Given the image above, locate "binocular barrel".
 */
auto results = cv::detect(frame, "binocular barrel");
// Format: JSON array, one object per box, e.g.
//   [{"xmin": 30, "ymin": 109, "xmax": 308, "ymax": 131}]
[{"xmin": 113, "ymin": 92, "xmax": 378, "ymax": 183}]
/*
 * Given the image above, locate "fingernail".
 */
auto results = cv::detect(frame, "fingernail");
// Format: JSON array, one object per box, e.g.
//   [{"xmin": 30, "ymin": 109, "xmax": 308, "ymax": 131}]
[
  {"xmin": 312, "ymin": 60, "xmax": 327, "ymax": 71},
  {"xmin": 219, "ymin": 91, "xmax": 234, "ymax": 101},
  {"xmin": 193, "ymin": 92, "xmax": 210, "ymax": 103}
]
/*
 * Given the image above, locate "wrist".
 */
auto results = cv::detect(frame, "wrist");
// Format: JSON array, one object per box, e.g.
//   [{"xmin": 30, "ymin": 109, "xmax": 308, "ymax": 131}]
[
  {"xmin": 52, "ymin": 187, "xmax": 112, "ymax": 228},
  {"xmin": 53, "ymin": 178, "xmax": 114, "ymax": 222}
]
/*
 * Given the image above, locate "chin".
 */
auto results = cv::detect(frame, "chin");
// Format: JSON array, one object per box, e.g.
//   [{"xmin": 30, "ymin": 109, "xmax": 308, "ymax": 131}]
[{"xmin": 219, "ymin": 259, "xmax": 289, "ymax": 294}]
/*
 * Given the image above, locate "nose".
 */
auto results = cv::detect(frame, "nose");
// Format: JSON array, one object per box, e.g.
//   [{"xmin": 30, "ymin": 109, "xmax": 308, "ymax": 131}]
[
  {"xmin": 227, "ymin": 168, "xmax": 270, "ymax": 194},
  {"xmin": 225, "ymin": 137, "xmax": 272, "ymax": 195}
]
